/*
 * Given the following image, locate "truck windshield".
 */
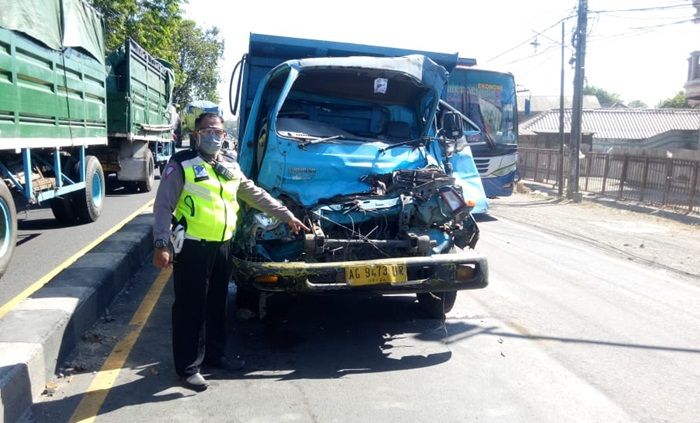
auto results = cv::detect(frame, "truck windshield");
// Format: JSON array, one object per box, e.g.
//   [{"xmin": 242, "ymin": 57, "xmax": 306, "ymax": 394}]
[
  {"xmin": 275, "ymin": 68, "xmax": 430, "ymax": 144},
  {"xmin": 444, "ymin": 68, "xmax": 517, "ymax": 147}
]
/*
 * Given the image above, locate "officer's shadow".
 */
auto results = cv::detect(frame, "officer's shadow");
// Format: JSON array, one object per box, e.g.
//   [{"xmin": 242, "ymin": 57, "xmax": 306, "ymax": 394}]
[
  {"xmin": 214, "ymin": 292, "xmax": 480, "ymax": 382},
  {"xmin": 31, "ymin": 363, "xmax": 191, "ymax": 422}
]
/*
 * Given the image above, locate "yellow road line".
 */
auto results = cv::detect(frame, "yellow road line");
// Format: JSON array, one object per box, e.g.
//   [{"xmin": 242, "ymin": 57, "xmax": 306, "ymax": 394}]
[
  {"xmin": 0, "ymin": 199, "xmax": 155, "ymax": 319},
  {"xmin": 70, "ymin": 266, "xmax": 171, "ymax": 423}
]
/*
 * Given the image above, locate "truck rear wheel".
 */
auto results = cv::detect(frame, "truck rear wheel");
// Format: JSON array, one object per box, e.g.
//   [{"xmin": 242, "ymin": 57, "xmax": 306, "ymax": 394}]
[
  {"xmin": 417, "ymin": 291, "xmax": 457, "ymax": 319},
  {"xmin": 73, "ymin": 156, "xmax": 105, "ymax": 223},
  {"xmin": 135, "ymin": 149, "xmax": 155, "ymax": 192},
  {"xmin": 0, "ymin": 183, "xmax": 17, "ymax": 278},
  {"xmin": 50, "ymin": 196, "xmax": 75, "ymax": 224}
]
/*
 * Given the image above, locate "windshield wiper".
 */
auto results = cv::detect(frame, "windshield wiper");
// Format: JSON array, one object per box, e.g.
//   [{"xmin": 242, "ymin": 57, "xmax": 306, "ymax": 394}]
[
  {"xmin": 298, "ymin": 135, "xmax": 345, "ymax": 148},
  {"xmin": 379, "ymin": 137, "xmax": 429, "ymax": 154}
]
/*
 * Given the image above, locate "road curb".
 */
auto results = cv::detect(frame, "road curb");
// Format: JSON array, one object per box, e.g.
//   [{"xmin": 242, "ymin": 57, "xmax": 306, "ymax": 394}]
[{"xmin": 0, "ymin": 214, "xmax": 153, "ymax": 423}]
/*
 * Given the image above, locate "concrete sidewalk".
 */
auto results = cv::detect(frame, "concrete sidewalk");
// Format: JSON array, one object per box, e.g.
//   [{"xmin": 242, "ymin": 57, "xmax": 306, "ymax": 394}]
[
  {"xmin": 488, "ymin": 181, "xmax": 700, "ymax": 279},
  {"xmin": 0, "ymin": 214, "xmax": 154, "ymax": 423}
]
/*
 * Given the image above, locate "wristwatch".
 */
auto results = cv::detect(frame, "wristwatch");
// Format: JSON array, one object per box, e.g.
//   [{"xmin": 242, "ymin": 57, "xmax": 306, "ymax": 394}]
[{"xmin": 154, "ymin": 239, "xmax": 168, "ymax": 249}]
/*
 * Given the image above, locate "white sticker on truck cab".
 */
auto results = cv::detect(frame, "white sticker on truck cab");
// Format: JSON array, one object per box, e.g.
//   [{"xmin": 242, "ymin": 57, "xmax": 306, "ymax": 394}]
[{"xmin": 374, "ymin": 78, "xmax": 388, "ymax": 94}]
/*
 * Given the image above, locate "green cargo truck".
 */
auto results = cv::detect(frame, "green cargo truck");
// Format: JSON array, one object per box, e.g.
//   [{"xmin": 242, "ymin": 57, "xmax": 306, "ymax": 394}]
[
  {"xmin": 95, "ymin": 38, "xmax": 175, "ymax": 191},
  {"xmin": 0, "ymin": 0, "xmax": 108, "ymax": 278},
  {"xmin": 0, "ymin": 1, "xmax": 175, "ymax": 278}
]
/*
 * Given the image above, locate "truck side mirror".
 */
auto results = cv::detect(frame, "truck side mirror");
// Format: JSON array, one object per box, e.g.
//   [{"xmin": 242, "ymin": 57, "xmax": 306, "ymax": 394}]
[{"xmin": 441, "ymin": 112, "xmax": 464, "ymax": 140}]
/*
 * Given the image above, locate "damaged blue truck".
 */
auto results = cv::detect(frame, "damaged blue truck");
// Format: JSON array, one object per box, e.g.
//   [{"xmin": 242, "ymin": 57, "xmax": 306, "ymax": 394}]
[{"xmin": 229, "ymin": 34, "xmax": 488, "ymax": 318}]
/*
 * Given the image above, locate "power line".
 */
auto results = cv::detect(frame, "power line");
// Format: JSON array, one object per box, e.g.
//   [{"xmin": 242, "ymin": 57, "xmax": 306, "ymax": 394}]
[
  {"xmin": 486, "ymin": 2, "xmax": 695, "ymax": 67},
  {"xmin": 630, "ymin": 18, "xmax": 696, "ymax": 29},
  {"xmin": 599, "ymin": 12, "xmax": 694, "ymax": 20},
  {"xmin": 499, "ymin": 42, "xmax": 564, "ymax": 67},
  {"xmin": 486, "ymin": 12, "xmax": 576, "ymax": 63},
  {"xmin": 590, "ymin": 3, "xmax": 694, "ymax": 14},
  {"xmin": 586, "ymin": 16, "xmax": 694, "ymax": 43}
]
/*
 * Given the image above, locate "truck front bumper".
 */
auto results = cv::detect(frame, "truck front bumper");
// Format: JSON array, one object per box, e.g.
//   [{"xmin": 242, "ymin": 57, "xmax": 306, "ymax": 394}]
[{"xmin": 231, "ymin": 249, "xmax": 488, "ymax": 294}]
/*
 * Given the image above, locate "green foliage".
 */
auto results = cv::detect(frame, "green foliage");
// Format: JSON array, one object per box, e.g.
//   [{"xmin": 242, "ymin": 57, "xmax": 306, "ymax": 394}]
[
  {"xmin": 628, "ymin": 100, "xmax": 648, "ymax": 109},
  {"xmin": 171, "ymin": 20, "xmax": 225, "ymax": 109},
  {"xmin": 583, "ymin": 85, "xmax": 622, "ymax": 107},
  {"xmin": 656, "ymin": 91, "xmax": 694, "ymax": 109},
  {"xmin": 91, "ymin": 0, "xmax": 138, "ymax": 52},
  {"xmin": 91, "ymin": 0, "xmax": 224, "ymax": 110}
]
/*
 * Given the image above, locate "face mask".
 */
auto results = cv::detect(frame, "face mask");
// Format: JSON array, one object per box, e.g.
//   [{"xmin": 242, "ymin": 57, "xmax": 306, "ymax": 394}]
[{"xmin": 198, "ymin": 133, "xmax": 223, "ymax": 156}]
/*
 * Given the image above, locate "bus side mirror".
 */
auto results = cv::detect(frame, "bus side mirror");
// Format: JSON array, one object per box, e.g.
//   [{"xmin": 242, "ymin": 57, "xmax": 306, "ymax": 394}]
[{"xmin": 441, "ymin": 111, "xmax": 464, "ymax": 140}]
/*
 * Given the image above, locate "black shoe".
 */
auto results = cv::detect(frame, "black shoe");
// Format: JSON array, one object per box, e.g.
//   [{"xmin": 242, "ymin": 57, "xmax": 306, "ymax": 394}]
[
  {"xmin": 180, "ymin": 372, "xmax": 209, "ymax": 392},
  {"xmin": 204, "ymin": 355, "xmax": 245, "ymax": 373}
]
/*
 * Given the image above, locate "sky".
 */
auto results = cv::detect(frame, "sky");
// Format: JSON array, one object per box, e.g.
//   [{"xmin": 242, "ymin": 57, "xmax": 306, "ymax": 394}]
[{"xmin": 183, "ymin": 0, "xmax": 699, "ymax": 115}]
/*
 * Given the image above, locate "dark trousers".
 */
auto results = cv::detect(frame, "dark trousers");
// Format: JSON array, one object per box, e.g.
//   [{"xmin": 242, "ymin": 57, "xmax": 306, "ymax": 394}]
[{"xmin": 172, "ymin": 238, "xmax": 233, "ymax": 377}]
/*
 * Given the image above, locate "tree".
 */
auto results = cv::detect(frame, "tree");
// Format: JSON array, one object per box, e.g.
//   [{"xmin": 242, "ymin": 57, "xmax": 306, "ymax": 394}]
[
  {"xmin": 91, "ymin": 0, "xmax": 138, "ymax": 52},
  {"xmin": 657, "ymin": 91, "xmax": 694, "ymax": 109},
  {"xmin": 628, "ymin": 100, "xmax": 647, "ymax": 109},
  {"xmin": 583, "ymin": 85, "xmax": 622, "ymax": 107},
  {"xmin": 92, "ymin": 0, "xmax": 180, "ymax": 61},
  {"xmin": 128, "ymin": 0, "xmax": 182, "ymax": 64},
  {"xmin": 91, "ymin": 0, "xmax": 223, "ymax": 110},
  {"xmin": 171, "ymin": 20, "xmax": 225, "ymax": 109}
]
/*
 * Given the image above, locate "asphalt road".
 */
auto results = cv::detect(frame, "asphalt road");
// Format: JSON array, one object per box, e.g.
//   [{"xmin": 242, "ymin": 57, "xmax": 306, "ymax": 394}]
[
  {"xmin": 27, "ymin": 192, "xmax": 700, "ymax": 423},
  {"xmin": 0, "ymin": 176, "xmax": 159, "ymax": 309}
]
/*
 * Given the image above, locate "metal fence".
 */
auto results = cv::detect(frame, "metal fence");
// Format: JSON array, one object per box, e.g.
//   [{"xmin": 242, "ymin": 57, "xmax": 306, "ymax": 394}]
[{"xmin": 518, "ymin": 148, "xmax": 700, "ymax": 215}]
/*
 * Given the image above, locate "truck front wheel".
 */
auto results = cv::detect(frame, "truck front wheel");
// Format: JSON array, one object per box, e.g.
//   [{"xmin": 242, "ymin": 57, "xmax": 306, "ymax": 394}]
[
  {"xmin": 73, "ymin": 156, "xmax": 105, "ymax": 223},
  {"xmin": 0, "ymin": 183, "xmax": 17, "ymax": 279},
  {"xmin": 417, "ymin": 291, "xmax": 457, "ymax": 319}
]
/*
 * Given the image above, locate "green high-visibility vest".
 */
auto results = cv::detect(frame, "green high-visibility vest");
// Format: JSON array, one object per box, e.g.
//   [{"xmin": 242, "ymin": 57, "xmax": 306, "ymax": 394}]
[{"xmin": 174, "ymin": 156, "xmax": 240, "ymax": 242}]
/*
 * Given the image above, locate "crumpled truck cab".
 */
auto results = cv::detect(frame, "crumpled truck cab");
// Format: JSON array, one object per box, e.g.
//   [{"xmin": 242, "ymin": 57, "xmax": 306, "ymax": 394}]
[{"xmin": 232, "ymin": 53, "xmax": 488, "ymax": 318}]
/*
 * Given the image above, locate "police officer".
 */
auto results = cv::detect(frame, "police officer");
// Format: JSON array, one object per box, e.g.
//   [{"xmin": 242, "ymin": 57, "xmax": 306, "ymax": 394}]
[{"xmin": 152, "ymin": 112, "xmax": 308, "ymax": 392}]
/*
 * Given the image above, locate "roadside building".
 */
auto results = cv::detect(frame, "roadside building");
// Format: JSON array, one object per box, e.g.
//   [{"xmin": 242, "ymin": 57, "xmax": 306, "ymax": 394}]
[
  {"xmin": 519, "ymin": 108, "xmax": 700, "ymax": 155},
  {"xmin": 517, "ymin": 95, "xmax": 600, "ymax": 124}
]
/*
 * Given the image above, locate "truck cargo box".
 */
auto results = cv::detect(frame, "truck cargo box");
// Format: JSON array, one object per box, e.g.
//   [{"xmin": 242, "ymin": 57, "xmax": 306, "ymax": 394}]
[
  {"xmin": 106, "ymin": 38, "xmax": 175, "ymax": 141},
  {"xmin": 0, "ymin": 0, "xmax": 107, "ymax": 150}
]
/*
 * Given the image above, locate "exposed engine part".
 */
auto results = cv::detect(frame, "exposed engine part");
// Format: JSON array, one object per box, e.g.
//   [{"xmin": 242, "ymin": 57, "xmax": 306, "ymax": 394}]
[
  {"xmin": 452, "ymin": 214, "xmax": 480, "ymax": 249},
  {"xmin": 234, "ymin": 166, "xmax": 478, "ymax": 263},
  {"xmin": 303, "ymin": 221, "xmax": 326, "ymax": 256},
  {"xmin": 302, "ymin": 220, "xmax": 436, "ymax": 262}
]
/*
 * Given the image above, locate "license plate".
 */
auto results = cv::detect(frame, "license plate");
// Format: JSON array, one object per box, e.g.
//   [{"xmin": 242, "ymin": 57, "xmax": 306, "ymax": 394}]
[{"xmin": 345, "ymin": 263, "xmax": 407, "ymax": 286}]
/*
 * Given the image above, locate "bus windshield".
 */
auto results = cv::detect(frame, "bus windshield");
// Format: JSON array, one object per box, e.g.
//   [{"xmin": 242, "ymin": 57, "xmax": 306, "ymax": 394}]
[{"xmin": 444, "ymin": 67, "xmax": 517, "ymax": 147}]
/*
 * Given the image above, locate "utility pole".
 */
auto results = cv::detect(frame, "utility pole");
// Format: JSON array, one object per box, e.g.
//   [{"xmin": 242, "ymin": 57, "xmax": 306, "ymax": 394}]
[
  {"xmin": 558, "ymin": 21, "xmax": 565, "ymax": 197},
  {"xmin": 568, "ymin": 0, "xmax": 587, "ymax": 202}
]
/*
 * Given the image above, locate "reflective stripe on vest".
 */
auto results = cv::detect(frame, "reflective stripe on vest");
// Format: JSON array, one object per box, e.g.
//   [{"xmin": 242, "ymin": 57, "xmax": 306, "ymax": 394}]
[{"xmin": 174, "ymin": 156, "xmax": 240, "ymax": 241}]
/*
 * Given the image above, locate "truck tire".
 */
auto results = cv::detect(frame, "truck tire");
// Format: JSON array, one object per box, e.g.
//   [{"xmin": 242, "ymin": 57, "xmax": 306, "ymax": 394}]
[
  {"xmin": 416, "ymin": 291, "xmax": 457, "ymax": 319},
  {"xmin": 235, "ymin": 285, "xmax": 260, "ymax": 312},
  {"xmin": 50, "ymin": 196, "xmax": 75, "ymax": 224},
  {"xmin": 73, "ymin": 156, "xmax": 105, "ymax": 223},
  {"xmin": 0, "ymin": 183, "xmax": 17, "ymax": 279},
  {"xmin": 136, "ymin": 149, "xmax": 155, "ymax": 192}
]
